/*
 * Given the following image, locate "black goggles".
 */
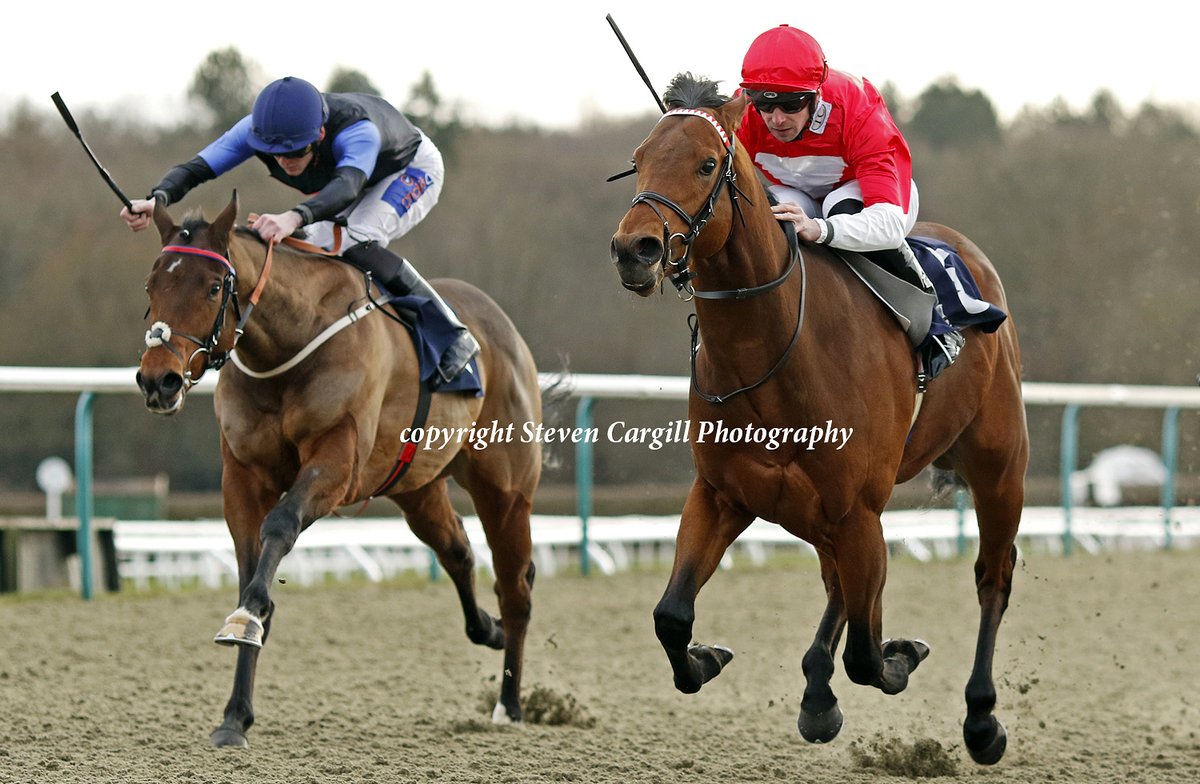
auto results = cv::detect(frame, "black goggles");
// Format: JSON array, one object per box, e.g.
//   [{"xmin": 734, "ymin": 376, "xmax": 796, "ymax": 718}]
[
  {"xmin": 747, "ymin": 90, "xmax": 815, "ymax": 115},
  {"xmin": 278, "ymin": 142, "xmax": 315, "ymax": 160}
]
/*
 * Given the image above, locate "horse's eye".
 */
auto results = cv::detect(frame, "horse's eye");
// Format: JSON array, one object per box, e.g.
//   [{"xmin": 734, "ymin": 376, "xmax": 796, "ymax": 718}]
[
  {"xmin": 699, "ymin": 158, "xmax": 717, "ymax": 176},
  {"xmin": 209, "ymin": 282, "xmax": 223, "ymax": 298}
]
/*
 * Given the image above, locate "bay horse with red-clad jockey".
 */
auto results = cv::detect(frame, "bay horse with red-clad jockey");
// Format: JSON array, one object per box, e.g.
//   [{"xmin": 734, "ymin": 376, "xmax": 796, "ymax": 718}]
[
  {"xmin": 610, "ymin": 73, "xmax": 1028, "ymax": 765},
  {"xmin": 137, "ymin": 192, "xmax": 543, "ymax": 747}
]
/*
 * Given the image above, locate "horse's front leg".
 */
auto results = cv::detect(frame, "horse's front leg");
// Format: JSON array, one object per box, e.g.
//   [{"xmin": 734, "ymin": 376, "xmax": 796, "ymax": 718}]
[
  {"xmin": 834, "ymin": 509, "xmax": 930, "ymax": 698},
  {"xmin": 654, "ymin": 479, "xmax": 752, "ymax": 694},
  {"xmin": 212, "ymin": 418, "xmax": 359, "ymax": 746},
  {"xmin": 797, "ymin": 552, "xmax": 847, "ymax": 743},
  {"xmin": 219, "ymin": 417, "xmax": 360, "ymax": 642},
  {"xmin": 210, "ymin": 442, "xmax": 282, "ymax": 747}
]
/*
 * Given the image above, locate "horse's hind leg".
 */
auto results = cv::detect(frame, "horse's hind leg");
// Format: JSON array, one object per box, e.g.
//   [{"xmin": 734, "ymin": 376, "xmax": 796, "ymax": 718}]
[
  {"xmin": 397, "ymin": 479, "xmax": 532, "ymax": 723},
  {"xmin": 954, "ymin": 452, "xmax": 1025, "ymax": 765},
  {"xmin": 462, "ymin": 476, "xmax": 535, "ymax": 725},
  {"xmin": 654, "ymin": 479, "xmax": 752, "ymax": 694},
  {"xmin": 397, "ymin": 481, "xmax": 507, "ymax": 649}
]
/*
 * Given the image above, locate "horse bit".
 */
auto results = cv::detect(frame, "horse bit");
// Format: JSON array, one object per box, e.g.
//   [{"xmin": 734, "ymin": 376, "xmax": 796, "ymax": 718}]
[{"xmin": 628, "ymin": 107, "xmax": 806, "ymax": 403}]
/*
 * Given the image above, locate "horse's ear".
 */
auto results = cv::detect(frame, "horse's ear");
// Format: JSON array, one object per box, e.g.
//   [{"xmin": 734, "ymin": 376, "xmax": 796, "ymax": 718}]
[
  {"xmin": 721, "ymin": 93, "xmax": 749, "ymax": 134},
  {"xmin": 210, "ymin": 190, "xmax": 239, "ymax": 247},
  {"xmin": 153, "ymin": 201, "xmax": 177, "ymax": 244}
]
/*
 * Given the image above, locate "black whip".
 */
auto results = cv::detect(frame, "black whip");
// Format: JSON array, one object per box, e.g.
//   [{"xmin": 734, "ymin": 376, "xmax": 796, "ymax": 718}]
[
  {"xmin": 605, "ymin": 14, "xmax": 666, "ymax": 114},
  {"xmin": 50, "ymin": 91, "xmax": 137, "ymax": 212}
]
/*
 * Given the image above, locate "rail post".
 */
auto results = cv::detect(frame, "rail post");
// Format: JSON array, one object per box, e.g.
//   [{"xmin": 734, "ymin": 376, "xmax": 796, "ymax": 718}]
[
  {"xmin": 1160, "ymin": 406, "xmax": 1180, "ymax": 549},
  {"xmin": 74, "ymin": 391, "xmax": 96, "ymax": 600},
  {"xmin": 575, "ymin": 396, "xmax": 597, "ymax": 576},
  {"xmin": 1059, "ymin": 403, "xmax": 1080, "ymax": 556}
]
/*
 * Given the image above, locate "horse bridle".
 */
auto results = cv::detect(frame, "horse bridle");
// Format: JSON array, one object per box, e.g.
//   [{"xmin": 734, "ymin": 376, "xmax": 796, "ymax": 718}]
[
  {"xmin": 629, "ymin": 108, "xmax": 754, "ymax": 300},
  {"xmin": 629, "ymin": 107, "xmax": 807, "ymax": 404},
  {"xmin": 143, "ymin": 242, "xmax": 242, "ymax": 391}
]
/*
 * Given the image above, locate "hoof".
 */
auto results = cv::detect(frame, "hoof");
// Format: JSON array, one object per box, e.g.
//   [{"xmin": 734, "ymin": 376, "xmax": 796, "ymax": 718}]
[
  {"xmin": 882, "ymin": 638, "xmax": 930, "ymax": 672},
  {"xmin": 686, "ymin": 644, "xmax": 734, "ymax": 690},
  {"xmin": 491, "ymin": 702, "xmax": 522, "ymax": 726},
  {"xmin": 214, "ymin": 607, "xmax": 264, "ymax": 648},
  {"xmin": 210, "ymin": 727, "xmax": 249, "ymax": 748},
  {"xmin": 673, "ymin": 644, "xmax": 734, "ymax": 694},
  {"xmin": 467, "ymin": 610, "xmax": 505, "ymax": 650},
  {"xmin": 797, "ymin": 702, "xmax": 844, "ymax": 744},
  {"xmin": 966, "ymin": 717, "xmax": 1007, "ymax": 765}
]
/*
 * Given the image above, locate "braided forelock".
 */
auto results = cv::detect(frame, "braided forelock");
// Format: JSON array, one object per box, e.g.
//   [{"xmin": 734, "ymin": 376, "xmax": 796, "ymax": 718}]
[{"xmin": 663, "ymin": 72, "xmax": 728, "ymax": 110}]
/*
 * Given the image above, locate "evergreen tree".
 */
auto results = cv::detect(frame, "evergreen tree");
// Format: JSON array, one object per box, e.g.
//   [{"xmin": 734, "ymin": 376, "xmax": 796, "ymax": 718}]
[{"xmin": 187, "ymin": 47, "xmax": 260, "ymax": 131}]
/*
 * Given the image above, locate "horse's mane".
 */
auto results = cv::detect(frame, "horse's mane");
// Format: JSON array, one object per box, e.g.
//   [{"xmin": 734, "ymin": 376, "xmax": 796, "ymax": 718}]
[
  {"xmin": 233, "ymin": 225, "xmax": 268, "ymax": 245},
  {"xmin": 177, "ymin": 214, "xmax": 270, "ymax": 249},
  {"xmin": 663, "ymin": 72, "xmax": 729, "ymax": 110}
]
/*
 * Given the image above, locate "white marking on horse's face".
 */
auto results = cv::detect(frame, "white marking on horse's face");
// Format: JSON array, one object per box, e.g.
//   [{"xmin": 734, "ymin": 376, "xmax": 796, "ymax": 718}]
[{"xmin": 167, "ymin": 259, "xmax": 182, "ymax": 273}]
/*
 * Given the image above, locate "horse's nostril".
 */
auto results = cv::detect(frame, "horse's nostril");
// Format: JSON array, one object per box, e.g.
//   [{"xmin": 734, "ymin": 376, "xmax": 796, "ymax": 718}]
[
  {"xmin": 634, "ymin": 237, "xmax": 663, "ymax": 265},
  {"xmin": 161, "ymin": 373, "xmax": 183, "ymax": 396}
]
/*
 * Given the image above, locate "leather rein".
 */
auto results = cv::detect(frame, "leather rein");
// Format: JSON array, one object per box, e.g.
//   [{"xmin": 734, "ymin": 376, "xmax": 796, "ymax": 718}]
[{"xmin": 629, "ymin": 108, "xmax": 806, "ymax": 404}]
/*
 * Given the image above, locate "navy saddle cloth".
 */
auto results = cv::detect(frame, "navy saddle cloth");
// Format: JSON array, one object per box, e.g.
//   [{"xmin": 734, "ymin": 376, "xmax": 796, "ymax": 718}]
[
  {"xmin": 908, "ymin": 236, "xmax": 1007, "ymax": 339},
  {"xmin": 387, "ymin": 294, "xmax": 483, "ymax": 396}
]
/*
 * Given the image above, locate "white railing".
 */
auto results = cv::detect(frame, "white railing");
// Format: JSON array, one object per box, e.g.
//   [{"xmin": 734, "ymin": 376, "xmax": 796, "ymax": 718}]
[
  {"xmin": 3, "ymin": 366, "xmax": 1199, "ymax": 594},
  {"xmin": 110, "ymin": 506, "xmax": 1200, "ymax": 590}
]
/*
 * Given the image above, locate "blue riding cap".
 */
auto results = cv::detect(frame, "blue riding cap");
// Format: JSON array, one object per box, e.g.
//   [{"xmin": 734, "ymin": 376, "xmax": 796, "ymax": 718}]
[{"xmin": 248, "ymin": 77, "xmax": 329, "ymax": 154}]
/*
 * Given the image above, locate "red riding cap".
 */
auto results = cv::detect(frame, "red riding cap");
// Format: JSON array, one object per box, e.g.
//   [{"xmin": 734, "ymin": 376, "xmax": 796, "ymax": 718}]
[{"xmin": 740, "ymin": 24, "xmax": 829, "ymax": 93}]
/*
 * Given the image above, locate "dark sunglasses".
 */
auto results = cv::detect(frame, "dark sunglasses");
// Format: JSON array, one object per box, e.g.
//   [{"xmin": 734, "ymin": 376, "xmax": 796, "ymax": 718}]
[
  {"xmin": 748, "ymin": 91, "xmax": 815, "ymax": 115},
  {"xmin": 278, "ymin": 143, "xmax": 315, "ymax": 160}
]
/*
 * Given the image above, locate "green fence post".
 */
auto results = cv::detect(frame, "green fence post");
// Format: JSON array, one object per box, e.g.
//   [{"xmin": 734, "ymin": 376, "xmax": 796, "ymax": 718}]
[
  {"xmin": 1160, "ymin": 406, "xmax": 1180, "ymax": 550},
  {"xmin": 74, "ymin": 392, "xmax": 95, "ymax": 600},
  {"xmin": 575, "ymin": 396, "xmax": 596, "ymax": 576},
  {"xmin": 1059, "ymin": 403, "xmax": 1080, "ymax": 557},
  {"xmin": 955, "ymin": 486, "xmax": 969, "ymax": 557}
]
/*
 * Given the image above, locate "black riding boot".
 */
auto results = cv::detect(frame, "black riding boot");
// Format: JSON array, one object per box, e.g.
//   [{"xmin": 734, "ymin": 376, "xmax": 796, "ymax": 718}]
[
  {"xmin": 865, "ymin": 243, "xmax": 964, "ymax": 378},
  {"xmin": 343, "ymin": 241, "xmax": 481, "ymax": 385}
]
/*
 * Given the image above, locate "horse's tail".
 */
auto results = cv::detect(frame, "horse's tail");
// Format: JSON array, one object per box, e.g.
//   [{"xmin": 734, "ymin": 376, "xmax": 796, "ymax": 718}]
[
  {"xmin": 538, "ymin": 355, "xmax": 575, "ymax": 469},
  {"xmin": 929, "ymin": 466, "xmax": 967, "ymax": 501}
]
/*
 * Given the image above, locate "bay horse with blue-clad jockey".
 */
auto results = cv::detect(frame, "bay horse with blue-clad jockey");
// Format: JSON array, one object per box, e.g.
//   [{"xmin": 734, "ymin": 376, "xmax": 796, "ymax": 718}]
[
  {"xmin": 609, "ymin": 74, "xmax": 1028, "ymax": 765},
  {"xmin": 136, "ymin": 192, "xmax": 543, "ymax": 747}
]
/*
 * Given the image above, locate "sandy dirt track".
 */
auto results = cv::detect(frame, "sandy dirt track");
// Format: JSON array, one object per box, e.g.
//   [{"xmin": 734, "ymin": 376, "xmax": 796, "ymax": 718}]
[{"xmin": 1, "ymin": 546, "xmax": 1197, "ymax": 783}]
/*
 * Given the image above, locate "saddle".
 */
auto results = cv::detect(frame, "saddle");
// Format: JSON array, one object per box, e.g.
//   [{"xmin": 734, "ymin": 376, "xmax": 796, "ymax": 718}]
[
  {"xmin": 273, "ymin": 230, "xmax": 483, "ymax": 397},
  {"xmin": 831, "ymin": 237, "xmax": 1007, "ymax": 387}
]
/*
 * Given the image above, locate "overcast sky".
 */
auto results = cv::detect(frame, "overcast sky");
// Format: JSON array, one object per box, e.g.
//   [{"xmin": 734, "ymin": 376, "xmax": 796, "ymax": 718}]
[{"xmin": 4, "ymin": 1, "xmax": 1193, "ymax": 130}]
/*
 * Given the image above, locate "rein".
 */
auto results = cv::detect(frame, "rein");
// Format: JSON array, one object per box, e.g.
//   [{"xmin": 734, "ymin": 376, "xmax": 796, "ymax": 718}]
[{"xmin": 634, "ymin": 108, "xmax": 807, "ymax": 404}]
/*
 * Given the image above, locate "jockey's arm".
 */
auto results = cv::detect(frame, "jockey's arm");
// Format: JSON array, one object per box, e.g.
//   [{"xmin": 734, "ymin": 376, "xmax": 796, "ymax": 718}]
[
  {"xmin": 815, "ymin": 201, "xmax": 908, "ymax": 252},
  {"xmin": 290, "ymin": 120, "xmax": 381, "ymax": 225}
]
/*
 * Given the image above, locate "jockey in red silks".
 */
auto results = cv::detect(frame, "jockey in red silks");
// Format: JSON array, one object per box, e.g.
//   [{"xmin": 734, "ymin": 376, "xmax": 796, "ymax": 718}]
[{"xmin": 736, "ymin": 25, "xmax": 963, "ymax": 369}]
